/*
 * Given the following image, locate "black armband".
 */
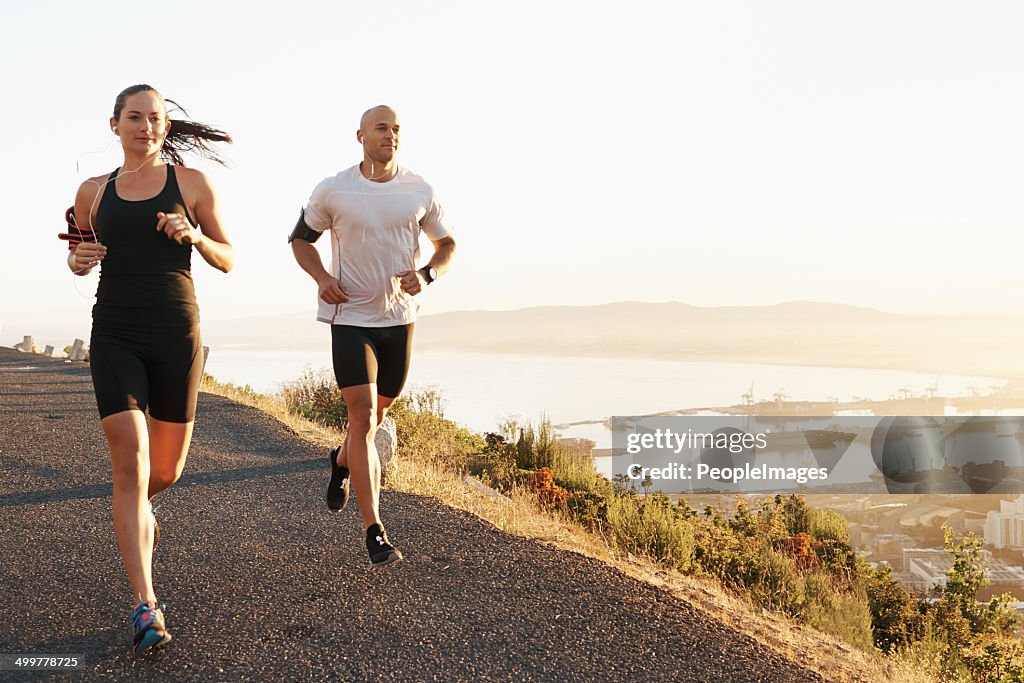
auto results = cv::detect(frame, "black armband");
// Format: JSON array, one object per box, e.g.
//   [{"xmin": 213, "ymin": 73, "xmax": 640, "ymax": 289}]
[{"xmin": 288, "ymin": 209, "xmax": 323, "ymax": 243}]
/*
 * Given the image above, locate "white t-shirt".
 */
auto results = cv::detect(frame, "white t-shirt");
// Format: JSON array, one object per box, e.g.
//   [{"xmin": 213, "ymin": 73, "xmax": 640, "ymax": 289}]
[{"xmin": 303, "ymin": 164, "xmax": 452, "ymax": 326}]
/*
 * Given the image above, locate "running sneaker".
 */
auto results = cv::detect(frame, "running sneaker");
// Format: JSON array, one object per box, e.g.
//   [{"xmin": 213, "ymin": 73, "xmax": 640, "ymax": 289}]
[
  {"xmin": 366, "ymin": 523, "xmax": 403, "ymax": 566},
  {"xmin": 326, "ymin": 446, "xmax": 350, "ymax": 511},
  {"xmin": 129, "ymin": 600, "xmax": 171, "ymax": 656}
]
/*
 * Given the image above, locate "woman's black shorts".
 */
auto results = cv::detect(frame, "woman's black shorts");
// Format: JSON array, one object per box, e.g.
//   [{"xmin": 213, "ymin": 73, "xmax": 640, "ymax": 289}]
[
  {"xmin": 331, "ymin": 324, "xmax": 413, "ymax": 398},
  {"xmin": 89, "ymin": 324, "xmax": 203, "ymax": 423}
]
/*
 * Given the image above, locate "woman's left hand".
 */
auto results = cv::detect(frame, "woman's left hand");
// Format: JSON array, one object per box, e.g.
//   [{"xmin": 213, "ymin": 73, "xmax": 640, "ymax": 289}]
[{"xmin": 156, "ymin": 211, "xmax": 203, "ymax": 246}]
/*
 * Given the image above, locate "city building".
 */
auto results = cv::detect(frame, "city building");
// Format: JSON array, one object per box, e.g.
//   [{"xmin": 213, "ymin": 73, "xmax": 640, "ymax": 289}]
[
  {"xmin": 902, "ymin": 547, "xmax": 1024, "ymax": 598},
  {"xmin": 984, "ymin": 496, "xmax": 1024, "ymax": 550}
]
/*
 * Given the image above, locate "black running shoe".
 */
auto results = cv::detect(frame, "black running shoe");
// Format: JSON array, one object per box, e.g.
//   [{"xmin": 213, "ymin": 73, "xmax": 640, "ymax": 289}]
[
  {"xmin": 326, "ymin": 447, "xmax": 350, "ymax": 511},
  {"xmin": 366, "ymin": 523, "xmax": 403, "ymax": 566},
  {"xmin": 129, "ymin": 600, "xmax": 172, "ymax": 656}
]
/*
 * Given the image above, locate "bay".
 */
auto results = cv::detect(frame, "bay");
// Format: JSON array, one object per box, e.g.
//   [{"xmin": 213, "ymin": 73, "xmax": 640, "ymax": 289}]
[{"xmin": 202, "ymin": 348, "xmax": 1005, "ymax": 447}]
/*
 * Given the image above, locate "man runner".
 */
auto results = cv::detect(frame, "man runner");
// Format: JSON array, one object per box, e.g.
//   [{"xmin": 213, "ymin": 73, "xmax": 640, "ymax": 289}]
[{"xmin": 289, "ymin": 105, "xmax": 456, "ymax": 566}]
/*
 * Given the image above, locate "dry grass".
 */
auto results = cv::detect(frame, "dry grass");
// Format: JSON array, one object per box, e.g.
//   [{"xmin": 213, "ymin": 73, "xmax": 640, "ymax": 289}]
[
  {"xmin": 198, "ymin": 377, "xmax": 939, "ymax": 683},
  {"xmin": 200, "ymin": 375, "xmax": 339, "ymax": 448}
]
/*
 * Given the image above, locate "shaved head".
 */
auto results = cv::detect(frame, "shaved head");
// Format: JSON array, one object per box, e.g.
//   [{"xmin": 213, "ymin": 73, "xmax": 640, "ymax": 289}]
[
  {"xmin": 356, "ymin": 105, "xmax": 402, "ymax": 168},
  {"xmin": 360, "ymin": 105, "xmax": 399, "ymax": 130}
]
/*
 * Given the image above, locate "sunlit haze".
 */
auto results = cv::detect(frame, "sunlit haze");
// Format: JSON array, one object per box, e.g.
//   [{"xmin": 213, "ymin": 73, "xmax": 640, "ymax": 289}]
[{"xmin": 3, "ymin": 1, "xmax": 1023, "ymax": 346}]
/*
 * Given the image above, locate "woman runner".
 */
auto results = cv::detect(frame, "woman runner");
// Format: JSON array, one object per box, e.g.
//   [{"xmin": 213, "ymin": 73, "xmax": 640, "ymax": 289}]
[{"xmin": 66, "ymin": 84, "xmax": 233, "ymax": 656}]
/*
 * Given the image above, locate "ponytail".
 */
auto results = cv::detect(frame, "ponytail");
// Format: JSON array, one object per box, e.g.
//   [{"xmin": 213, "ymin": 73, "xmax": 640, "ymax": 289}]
[
  {"xmin": 112, "ymin": 85, "xmax": 233, "ymax": 167},
  {"xmin": 162, "ymin": 99, "xmax": 233, "ymax": 166}
]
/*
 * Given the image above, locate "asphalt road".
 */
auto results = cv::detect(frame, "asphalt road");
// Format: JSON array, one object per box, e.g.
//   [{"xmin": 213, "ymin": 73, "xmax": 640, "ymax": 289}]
[{"xmin": 0, "ymin": 347, "xmax": 823, "ymax": 682}]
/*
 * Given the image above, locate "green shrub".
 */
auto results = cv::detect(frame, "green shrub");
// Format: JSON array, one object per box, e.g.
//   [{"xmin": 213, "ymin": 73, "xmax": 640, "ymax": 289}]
[
  {"xmin": 780, "ymin": 494, "xmax": 811, "ymax": 536},
  {"xmin": 604, "ymin": 495, "xmax": 696, "ymax": 572},
  {"xmin": 566, "ymin": 491, "xmax": 608, "ymax": 528},
  {"xmin": 509, "ymin": 416, "xmax": 604, "ymax": 496},
  {"xmin": 937, "ymin": 528, "xmax": 1021, "ymax": 639},
  {"xmin": 279, "ymin": 366, "xmax": 347, "ymax": 429},
  {"xmin": 279, "ymin": 372, "xmax": 481, "ymax": 469},
  {"xmin": 551, "ymin": 438, "xmax": 604, "ymax": 495},
  {"xmin": 801, "ymin": 572, "xmax": 874, "ymax": 651},
  {"xmin": 749, "ymin": 548, "xmax": 803, "ymax": 616},
  {"xmin": 961, "ymin": 636, "xmax": 1024, "ymax": 683},
  {"xmin": 809, "ymin": 508, "xmax": 850, "ymax": 545},
  {"xmin": 730, "ymin": 497, "xmax": 757, "ymax": 537},
  {"xmin": 864, "ymin": 562, "xmax": 926, "ymax": 653},
  {"xmin": 387, "ymin": 387, "xmax": 483, "ymax": 468},
  {"xmin": 469, "ymin": 432, "xmax": 520, "ymax": 490}
]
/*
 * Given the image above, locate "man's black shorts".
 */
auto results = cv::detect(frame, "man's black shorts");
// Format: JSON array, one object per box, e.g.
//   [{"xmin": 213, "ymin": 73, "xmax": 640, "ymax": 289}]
[{"xmin": 331, "ymin": 324, "xmax": 413, "ymax": 398}]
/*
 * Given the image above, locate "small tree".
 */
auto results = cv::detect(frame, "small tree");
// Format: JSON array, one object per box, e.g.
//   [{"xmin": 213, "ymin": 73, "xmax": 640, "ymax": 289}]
[
  {"xmin": 675, "ymin": 497, "xmax": 697, "ymax": 520},
  {"xmin": 781, "ymin": 494, "xmax": 811, "ymax": 536},
  {"xmin": 641, "ymin": 473, "xmax": 654, "ymax": 496},
  {"xmin": 730, "ymin": 497, "xmax": 756, "ymax": 537},
  {"xmin": 515, "ymin": 424, "xmax": 536, "ymax": 469},
  {"xmin": 864, "ymin": 563, "xmax": 925, "ymax": 653},
  {"xmin": 611, "ymin": 473, "xmax": 631, "ymax": 496},
  {"xmin": 941, "ymin": 527, "xmax": 990, "ymax": 634}
]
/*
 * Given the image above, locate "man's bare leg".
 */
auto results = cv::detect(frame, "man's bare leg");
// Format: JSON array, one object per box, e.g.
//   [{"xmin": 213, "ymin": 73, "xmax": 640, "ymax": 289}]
[{"xmin": 336, "ymin": 384, "xmax": 402, "ymax": 565}]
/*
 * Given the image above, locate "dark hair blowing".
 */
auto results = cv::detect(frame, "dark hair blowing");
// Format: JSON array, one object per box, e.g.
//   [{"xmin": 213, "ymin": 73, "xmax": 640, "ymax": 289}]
[{"xmin": 113, "ymin": 84, "xmax": 233, "ymax": 166}]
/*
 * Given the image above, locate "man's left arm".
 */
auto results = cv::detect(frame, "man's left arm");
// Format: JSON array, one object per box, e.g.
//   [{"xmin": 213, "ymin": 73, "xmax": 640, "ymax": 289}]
[{"xmin": 397, "ymin": 235, "xmax": 456, "ymax": 296}]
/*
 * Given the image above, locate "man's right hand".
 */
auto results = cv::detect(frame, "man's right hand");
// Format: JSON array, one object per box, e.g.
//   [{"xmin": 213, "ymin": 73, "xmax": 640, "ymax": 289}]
[{"xmin": 316, "ymin": 273, "xmax": 350, "ymax": 304}]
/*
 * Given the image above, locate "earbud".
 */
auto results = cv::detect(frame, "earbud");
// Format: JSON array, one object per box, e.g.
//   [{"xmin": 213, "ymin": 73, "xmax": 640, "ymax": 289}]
[{"xmin": 112, "ymin": 127, "xmax": 118, "ymax": 134}]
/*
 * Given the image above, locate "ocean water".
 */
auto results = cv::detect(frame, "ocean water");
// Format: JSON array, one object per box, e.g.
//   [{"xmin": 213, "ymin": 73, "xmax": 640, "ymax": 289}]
[{"xmin": 202, "ymin": 348, "xmax": 1005, "ymax": 446}]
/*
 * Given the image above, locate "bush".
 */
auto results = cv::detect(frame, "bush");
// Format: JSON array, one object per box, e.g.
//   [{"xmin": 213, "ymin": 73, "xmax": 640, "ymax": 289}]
[
  {"xmin": 510, "ymin": 416, "xmax": 603, "ymax": 496},
  {"xmin": 387, "ymin": 387, "xmax": 483, "ymax": 469},
  {"xmin": 749, "ymin": 549, "xmax": 803, "ymax": 616},
  {"xmin": 785, "ymin": 532, "xmax": 820, "ymax": 571},
  {"xmin": 469, "ymin": 432, "xmax": 520, "ymax": 490},
  {"xmin": 566, "ymin": 491, "xmax": 608, "ymax": 528},
  {"xmin": 937, "ymin": 528, "xmax": 1020, "ymax": 639},
  {"xmin": 961, "ymin": 636, "xmax": 1024, "ymax": 683},
  {"xmin": 279, "ymin": 372, "xmax": 482, "ymax": 470},
  {"xmin": 468, "ymin": 421, "xmax": 605, "ymax": 504},
  {"xmin": 552, "ymin": 438, "xmax": 604, "ymax": 495},
  {"xmin": 528, "ymin": 467, "xmax": 572, "ymax": 508},
  {"xmin": 809, "ymin": 508, "xmax": 850, "ymax": 545},
  {"xmin": 943, "ymin": 528, "xmax": 992, "ymax": 634},
  {"xmin": 279, "ymin": 366, "xmax": 347, "ymax": 429},
  {"xmin": 801, "ymin": 572, "xmax": 874, "ymax": 651},
  {"xmin": 604, "ymin": 494, "xmax": 696, "ymax": 572},
  {"xmin": 864, "ymin": 563, "xmax": 926, "ymax": 653}
]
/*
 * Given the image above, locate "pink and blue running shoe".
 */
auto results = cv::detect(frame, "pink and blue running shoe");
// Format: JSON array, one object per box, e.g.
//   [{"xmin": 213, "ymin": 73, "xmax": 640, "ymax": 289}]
[{"xmin": 129, "ymin": 600, "xmax": 171, "ymax": 656}]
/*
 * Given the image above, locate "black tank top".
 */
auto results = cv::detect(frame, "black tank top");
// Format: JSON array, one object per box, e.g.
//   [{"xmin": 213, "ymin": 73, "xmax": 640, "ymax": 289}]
[{"xmin": 93, "ymin": 165, "xmax": 199, "ymax": 327}]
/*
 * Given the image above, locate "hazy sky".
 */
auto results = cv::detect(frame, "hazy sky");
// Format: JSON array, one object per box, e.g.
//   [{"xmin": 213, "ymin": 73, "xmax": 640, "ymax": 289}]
[{"xmin": 3, "ymin": 1, "xmax": 1022, "ymax": 346}]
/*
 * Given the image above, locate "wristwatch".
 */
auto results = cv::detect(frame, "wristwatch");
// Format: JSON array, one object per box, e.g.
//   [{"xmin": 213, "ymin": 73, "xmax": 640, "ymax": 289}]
[{"xmin": 419, "ymin": 265, "xmax": 437, "ymax": 285}]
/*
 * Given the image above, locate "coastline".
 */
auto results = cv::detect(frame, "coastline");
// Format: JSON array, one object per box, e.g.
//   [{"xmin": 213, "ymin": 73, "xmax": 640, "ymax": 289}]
[{"xmin": 411, "ymin": 341, "xmax": 1022, "ymax": 384}]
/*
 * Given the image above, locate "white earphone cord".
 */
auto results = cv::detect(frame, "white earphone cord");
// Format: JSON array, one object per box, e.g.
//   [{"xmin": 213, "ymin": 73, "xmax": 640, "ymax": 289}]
[{"xmin": 69, "ymin": 137, "xmax": 167, "ymax": 282}]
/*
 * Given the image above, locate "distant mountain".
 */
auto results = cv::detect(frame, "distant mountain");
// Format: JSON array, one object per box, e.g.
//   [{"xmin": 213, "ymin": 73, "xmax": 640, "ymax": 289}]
[
  {"xmin": 200, "ymin": 302, "xmax": 1024, "ymax": 379},
  {"xmin": 420, "ymin": 300, "xmax": 898, "ymax": 328}
]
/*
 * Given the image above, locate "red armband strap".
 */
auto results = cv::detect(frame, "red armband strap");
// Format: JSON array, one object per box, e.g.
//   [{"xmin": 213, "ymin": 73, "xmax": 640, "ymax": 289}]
[{"xmin": 57, "ymin": 206, "xmax": 96, "ymax": 251}]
